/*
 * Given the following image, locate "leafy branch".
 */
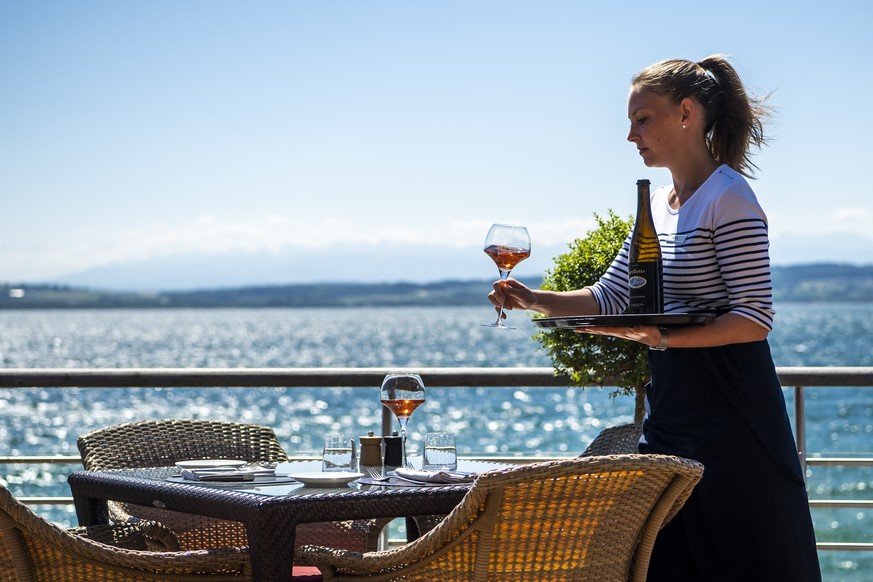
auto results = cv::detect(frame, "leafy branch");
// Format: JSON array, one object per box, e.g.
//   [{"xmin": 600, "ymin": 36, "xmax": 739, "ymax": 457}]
[{"xmin": 534, "ymin": 210, "xmax": 649, "ymax": 422}]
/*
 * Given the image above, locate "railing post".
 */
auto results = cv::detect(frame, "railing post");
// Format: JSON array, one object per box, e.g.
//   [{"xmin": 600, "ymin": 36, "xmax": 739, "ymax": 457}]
[{"xmin": 795, "ymin": 385, "xmax": 807, "ymax": 481}]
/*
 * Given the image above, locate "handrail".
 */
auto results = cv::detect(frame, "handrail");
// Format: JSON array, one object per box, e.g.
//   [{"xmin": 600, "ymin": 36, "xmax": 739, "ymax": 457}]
[
  {"xmin": 2, "ymin": 366, "xmax": 872, "ymax": 388},
  {"xmin": 3, "ymin": 366, "xmax": 872, "ymax": 553},
  {"xmin": 0, "ymin": 367, "xmax": 571, "ymax": 388}
]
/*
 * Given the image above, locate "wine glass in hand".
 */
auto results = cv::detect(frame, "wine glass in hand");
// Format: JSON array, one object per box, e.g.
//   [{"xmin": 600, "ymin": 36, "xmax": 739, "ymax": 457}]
[
  {"xmin": 483, "ymin": 223, "xmax": 531, "ymax": 329},
  {"xmin": 380, "ymin": 373, "xmax": 426, "ymax": 468}
]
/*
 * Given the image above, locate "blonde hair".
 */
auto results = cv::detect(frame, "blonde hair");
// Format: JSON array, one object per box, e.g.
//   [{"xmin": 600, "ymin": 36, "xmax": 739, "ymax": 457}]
[{"xmin": 632, "ymin": 54, "xmax": 772, "ymax": 177}]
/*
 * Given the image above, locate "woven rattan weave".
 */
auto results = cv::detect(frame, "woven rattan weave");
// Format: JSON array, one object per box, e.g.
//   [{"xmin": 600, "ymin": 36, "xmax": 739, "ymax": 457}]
[
  {"xmin": 1, "ymin": 482, "xmax": 251, "ymax": 581},
  {"xmin": 411, "ymin": 422, "xmax": 645, "ymax": 538},
  {"xmin": 579, "ymin": 423, "xmax": 643, "ymax": 457},
  {"xmin": 298, "ymin": 454, "xmax": 703, "ymax": 582}
]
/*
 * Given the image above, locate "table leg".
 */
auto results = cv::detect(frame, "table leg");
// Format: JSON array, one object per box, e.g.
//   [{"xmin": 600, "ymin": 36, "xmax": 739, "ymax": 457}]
[
  {"xmin": 405, "ymin": 515, "xmax": 421, "ymax": 541},
  {"xmin": 69, "ymin": 488, "xmax": 110, "ymax": 526},
  {"xmin": 244, "ymin": 514, "xmax": 299, "ymax": 582}
]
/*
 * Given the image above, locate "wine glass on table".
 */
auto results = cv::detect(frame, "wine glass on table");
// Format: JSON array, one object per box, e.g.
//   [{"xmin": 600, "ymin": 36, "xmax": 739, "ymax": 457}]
[
  {"xmin": 380, "ymin": 373, "xmax": 426, "ymax": 469},
  {"xmin": 482, "ymin": 223, "xmax": 531, "ymax": 329}
]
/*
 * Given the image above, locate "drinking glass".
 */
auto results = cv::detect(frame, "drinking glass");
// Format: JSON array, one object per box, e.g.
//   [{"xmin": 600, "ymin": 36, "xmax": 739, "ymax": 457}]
[
  {"xmin": 379, "ymin": 373, "xmax": 426, "ymax": 468},
  {"xmin": 423, "ymin": 432, "xmax": 457, "ymax": 471},
  {"xmin": 482, "ymin": 223, "xmax": 531, "ymax": 329},
  {"xmin": 322, "ymin": 434, "xmax": 357, "ymax": 472}
]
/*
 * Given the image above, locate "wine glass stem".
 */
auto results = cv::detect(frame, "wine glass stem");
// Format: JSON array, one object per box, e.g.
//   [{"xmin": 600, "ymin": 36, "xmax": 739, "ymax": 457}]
[
  {"xmin": 397, "ymin": 417, "xmax": 410, "ymax": 468},
  {"xmin": 495, "ymin": 269, "xmax": 511, "ymax": 325}
]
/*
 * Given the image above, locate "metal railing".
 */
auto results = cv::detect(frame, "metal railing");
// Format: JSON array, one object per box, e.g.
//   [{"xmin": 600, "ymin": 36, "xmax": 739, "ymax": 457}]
[{"xmin": 2, "ymin": 366, "xmax": 872, "ymax": 552}]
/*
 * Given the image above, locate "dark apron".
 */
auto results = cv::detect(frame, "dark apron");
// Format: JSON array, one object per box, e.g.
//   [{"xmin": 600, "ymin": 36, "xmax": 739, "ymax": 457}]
[{"xmin": 640, "ymin": 340, "xmax": 821, "ymax": 582}]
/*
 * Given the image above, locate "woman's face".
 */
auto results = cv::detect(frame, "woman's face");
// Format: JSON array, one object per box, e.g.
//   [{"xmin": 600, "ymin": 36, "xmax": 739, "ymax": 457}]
[{"xmin": 626, "ymin": 87, "xmax": 684, "ymax": 169}]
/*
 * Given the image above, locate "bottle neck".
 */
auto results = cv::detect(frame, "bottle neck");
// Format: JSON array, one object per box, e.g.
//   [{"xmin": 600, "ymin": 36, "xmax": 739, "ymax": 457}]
[{"xmin": 635, "ymin": 179, "xmax": 651, "ymax": 221}]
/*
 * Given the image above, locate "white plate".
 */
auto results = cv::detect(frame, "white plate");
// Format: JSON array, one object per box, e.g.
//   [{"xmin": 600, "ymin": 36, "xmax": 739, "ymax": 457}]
[
  {"xmin": 175, "ymin": 459, "xmax": 248, "ymax": 469},
  {"xmin": 288, "ymin": 472, "xmax": 364, "ymax": 487}
]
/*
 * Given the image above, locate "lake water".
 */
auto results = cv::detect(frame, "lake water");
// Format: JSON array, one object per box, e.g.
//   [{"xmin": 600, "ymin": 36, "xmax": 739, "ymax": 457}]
[{"xmin": 1, "ymin": 303, "xmax": 871, "ymax": 580}]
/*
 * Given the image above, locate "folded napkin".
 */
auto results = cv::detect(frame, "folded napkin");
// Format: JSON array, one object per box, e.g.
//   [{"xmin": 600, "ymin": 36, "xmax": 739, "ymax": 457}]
[
  {"xmin": 394, "ymin": 467, "xmax": 476, "ymax": 484},
  {"xmin": 180, "ymin": 467, "xmax": 276, "ymax": 482}
]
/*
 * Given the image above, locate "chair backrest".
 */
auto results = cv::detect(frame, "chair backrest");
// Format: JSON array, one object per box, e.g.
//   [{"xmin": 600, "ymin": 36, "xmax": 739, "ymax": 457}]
[
  {"xmin": 352, "ymin": 454, "xmax": 703, "ymax": 582},
  {"xmin": 580, "ymin": 422, "xmax": 643, "ymax": 457},
  {"xmin": 410, "ymin": 423, "xmax": 645, "ymax": 540},
  {"xmin": 1, "ymin": 483, "xmax": 250, "ymax": 581},
  {"xmin": 76, "ymin": 419, "xmax": 383, "ymax": 557},
  {"xmin": 0, "ymin": 485, "xmax": 34, "ymax": 582},
  {"xmin": 77, "ymin": 419, "xmax": 290, "ymax": 470},
  {"xmin": 477, "ymin": 454, "xmax": 701, "ymax": 581},
  {"xmin": 76, "ymin": 419, "xmax": 290, "ymax": 551}
]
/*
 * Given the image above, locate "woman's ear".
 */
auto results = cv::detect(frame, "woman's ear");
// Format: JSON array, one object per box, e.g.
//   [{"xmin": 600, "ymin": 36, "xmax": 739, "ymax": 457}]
[{"xmin": 679, "ymin": 97, "xmax": 697, "ymax": 126}]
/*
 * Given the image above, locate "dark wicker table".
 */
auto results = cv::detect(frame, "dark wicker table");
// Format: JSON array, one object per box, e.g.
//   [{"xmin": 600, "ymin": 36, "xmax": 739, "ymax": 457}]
[{"xmin": 68, "ymin": 462, "xmax": 477, "ymax": 582}]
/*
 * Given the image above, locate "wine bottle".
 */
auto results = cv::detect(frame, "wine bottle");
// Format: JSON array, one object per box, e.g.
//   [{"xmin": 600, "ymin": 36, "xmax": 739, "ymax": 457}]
[{"xmin": 626, "ymin": 179, "xmax": 663, "ymax": 314}]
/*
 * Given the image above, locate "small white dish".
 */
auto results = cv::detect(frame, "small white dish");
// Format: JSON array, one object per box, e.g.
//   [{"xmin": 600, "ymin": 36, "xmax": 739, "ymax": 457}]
[
  {"xmin": 288, "ymin": 471, "xmax": 364, "ymax": 487},
  {"xmin": 175, "ymin": 459, "xmax": 248, "ymax": 470}
]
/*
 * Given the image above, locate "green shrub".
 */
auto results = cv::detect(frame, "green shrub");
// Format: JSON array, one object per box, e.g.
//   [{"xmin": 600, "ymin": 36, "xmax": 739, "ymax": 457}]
[{"xmin": 534, "ymin": 210, "xmax": 648, "ymax": 421}]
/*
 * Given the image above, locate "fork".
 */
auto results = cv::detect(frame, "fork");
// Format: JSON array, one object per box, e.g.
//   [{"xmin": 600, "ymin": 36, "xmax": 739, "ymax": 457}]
[{"xmin": 365, "ymin": 467, "xmax": 391, "ymax": 482}]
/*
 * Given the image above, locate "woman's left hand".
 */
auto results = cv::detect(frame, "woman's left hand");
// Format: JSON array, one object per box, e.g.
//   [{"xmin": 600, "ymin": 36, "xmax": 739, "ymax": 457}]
[
  {"xmin": 575, "ymin": 325, "xmax": 660, "ymax": 349},
  {"xmin": 575, "ymin": 313, "xmax": 769, "ymax": 349}
]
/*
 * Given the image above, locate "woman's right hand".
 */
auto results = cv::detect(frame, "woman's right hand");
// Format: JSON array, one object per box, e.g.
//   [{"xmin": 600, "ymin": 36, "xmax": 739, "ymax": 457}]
[
  {"xmin": 489, "ymin": 279, "xmax": 599, "ymax": 318},
  {"xmin": 489, "ymin": 278, "xmax": 538, "ymax": 313}
]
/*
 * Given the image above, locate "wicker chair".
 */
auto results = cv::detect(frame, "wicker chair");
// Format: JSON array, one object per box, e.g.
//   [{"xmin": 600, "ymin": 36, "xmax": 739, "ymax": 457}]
[
  {"xmin": 409, "ymin": 422, "xmax": 647, "ymax": 539},
  {"xmin": 0, "ymin": 482, "xmax": 251, "ymax": 581},
  {"xmin": 298, "ymin": 454, "xmax": 704, "ymax": 582},
  {"xmin": 77, "ymin": 419, "xmax": 385, "ymax": 556},
  {"xmin": 580, "ymin": 422, "xmax": 643, "ymax": 457}
]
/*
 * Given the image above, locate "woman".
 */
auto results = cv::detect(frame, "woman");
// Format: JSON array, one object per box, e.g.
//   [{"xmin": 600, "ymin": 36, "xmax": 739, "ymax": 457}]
[{"xmin": 490, "ymin": 55, "xmax": 821, "ymax": 580}]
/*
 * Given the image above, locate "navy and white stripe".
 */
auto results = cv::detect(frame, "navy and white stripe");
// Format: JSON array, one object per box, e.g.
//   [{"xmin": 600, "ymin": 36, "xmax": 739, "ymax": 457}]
[{"xmin": 587, "ymin": 165, "xmax": 775, "ymax": 330}]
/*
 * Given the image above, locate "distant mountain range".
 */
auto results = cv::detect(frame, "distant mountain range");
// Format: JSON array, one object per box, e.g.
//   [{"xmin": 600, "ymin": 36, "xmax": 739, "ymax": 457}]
[
  {"xmin": 47, "ymin": 245, "xmax": 562, "ymax": 293},
  {"xmin": 2, "ymin": 263, "xmax": 873, "ymax": 309},
  {"xmin": 1, "ymin": 232, "xmax": 866, "ymax": 295}
]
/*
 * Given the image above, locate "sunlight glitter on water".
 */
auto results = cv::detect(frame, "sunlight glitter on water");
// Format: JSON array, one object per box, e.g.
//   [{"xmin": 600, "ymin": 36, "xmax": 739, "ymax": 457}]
[{"xmin": 2, "ymin": 304, "xmax": 873, "ymax": 579}]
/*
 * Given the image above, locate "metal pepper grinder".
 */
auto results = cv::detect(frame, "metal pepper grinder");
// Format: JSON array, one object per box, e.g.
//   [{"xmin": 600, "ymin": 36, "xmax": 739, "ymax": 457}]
[{"xmin": 382, "ymin": 431, "xmax": 402, "ymax": 469}]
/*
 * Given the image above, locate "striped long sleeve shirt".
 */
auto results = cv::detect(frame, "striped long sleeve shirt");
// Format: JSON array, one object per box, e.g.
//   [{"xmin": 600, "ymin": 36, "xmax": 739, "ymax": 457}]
[{"xmin": 587, "ymin": 165, "xmax": 775, "ymax": 330}]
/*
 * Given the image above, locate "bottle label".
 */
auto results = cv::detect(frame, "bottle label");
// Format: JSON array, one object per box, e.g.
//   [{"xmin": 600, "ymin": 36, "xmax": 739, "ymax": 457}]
[{"xmin": 627, "ymin": 262, "xmax": 663, "ymax": 314}]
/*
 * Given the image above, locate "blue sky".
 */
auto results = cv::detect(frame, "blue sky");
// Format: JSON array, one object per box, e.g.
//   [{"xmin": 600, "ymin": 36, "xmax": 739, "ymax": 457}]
[{"xmin": 2, "ymin": 1, "xmax": 872, "ymax": 288}]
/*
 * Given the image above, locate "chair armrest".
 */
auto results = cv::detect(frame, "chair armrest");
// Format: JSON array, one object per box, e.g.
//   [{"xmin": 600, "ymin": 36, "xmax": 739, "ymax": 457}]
[{"xmin": 71, "ymin": 519, "xmax": 182, "ymax": 552}]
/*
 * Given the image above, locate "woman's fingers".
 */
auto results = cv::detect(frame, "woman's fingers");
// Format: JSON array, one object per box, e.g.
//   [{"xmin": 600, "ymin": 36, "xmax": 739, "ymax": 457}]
[
  {"xmin": 488, "ymin": 281, "xmax": 505, "ymax": 307},
  {"xmin": 574, "ymin": 325, "xmax": 657, "ymax": 346},
  {"xmin": 488, "ymin": 278, "xmax": 532, "ymax": 311}
]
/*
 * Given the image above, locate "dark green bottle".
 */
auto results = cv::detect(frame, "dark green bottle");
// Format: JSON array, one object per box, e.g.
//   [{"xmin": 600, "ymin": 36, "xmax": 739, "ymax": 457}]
[{"xmin": 626, "ymin": 179, "xmax": 663, "ymax": 314}]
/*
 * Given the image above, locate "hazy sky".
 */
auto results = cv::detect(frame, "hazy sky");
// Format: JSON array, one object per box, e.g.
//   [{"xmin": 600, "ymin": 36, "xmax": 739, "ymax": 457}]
[{"xmin": 2, "ymin": 1, "xmax": 872, "ymax": 285}]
